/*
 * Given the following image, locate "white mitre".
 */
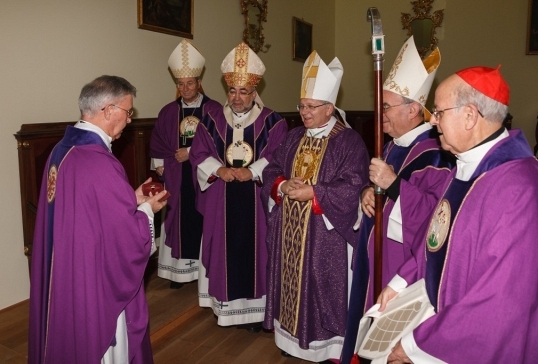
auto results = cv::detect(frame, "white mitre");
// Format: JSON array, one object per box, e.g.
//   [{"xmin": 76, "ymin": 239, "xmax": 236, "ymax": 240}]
[
  {"xmin": 383, "ymin": 36, "xmax": 441, "ymax": 118},
  {"xmin": 168, "ymin": 39, "xmax": 205, "ymax": 78},
  {"xmin": 301, "ymin": 50, "xmax": 343, "ymax": 104},
  {"xmin": 221, "ymin": 42, "xmax": 265, "ymax": 87}
]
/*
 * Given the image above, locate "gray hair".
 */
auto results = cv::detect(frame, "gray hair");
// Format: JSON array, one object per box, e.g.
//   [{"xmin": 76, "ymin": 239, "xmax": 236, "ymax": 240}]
[
  {"xmin": 401, "ymin": 95, "xmax": 424, "ymax": 118},
  {"xmin": 454, "ymin": 82, "xmax": 508, "ymax": 123},
  {"xmin": 78, "ymin": 75, "xmax": 137, "ymax": 117}
]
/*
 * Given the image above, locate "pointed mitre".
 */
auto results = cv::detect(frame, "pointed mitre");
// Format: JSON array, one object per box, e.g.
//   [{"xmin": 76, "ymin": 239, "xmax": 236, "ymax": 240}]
[
  {"xmin": 300, "ymin": 51, "xmax": 343, "ymax": 104},
  {"xmin": 383, "ymin": 36, "xmax": 441, "ymax": 115},
  {"xmin": 221, "ymin": 42, "xmax": 266, "ymax": 87},
  {"xmin": 168, "ymin": 39, "xmax": 205, "ymax": 79}
]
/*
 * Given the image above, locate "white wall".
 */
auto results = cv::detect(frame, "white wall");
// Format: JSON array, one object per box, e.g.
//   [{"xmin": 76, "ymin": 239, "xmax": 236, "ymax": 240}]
[{"xmin": 0, "ymin": 0, "xmax": 335, "ymax": 310}]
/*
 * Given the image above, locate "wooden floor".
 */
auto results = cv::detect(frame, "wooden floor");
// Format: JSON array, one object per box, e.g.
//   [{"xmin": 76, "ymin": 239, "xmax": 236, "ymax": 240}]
[{"xmin": 0, "ymin": 257, "xmax": 312, "ymax": 363}]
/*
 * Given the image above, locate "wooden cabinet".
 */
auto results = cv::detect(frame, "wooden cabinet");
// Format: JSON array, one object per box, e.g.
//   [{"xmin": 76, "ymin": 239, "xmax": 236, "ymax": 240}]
[
  {"xmin": 14, "ymin": 118, "xmax": 157, "ymax": 268},
  {"xmin": 15, "ymin": 111, "xmax": 380, "ymax": 267}
]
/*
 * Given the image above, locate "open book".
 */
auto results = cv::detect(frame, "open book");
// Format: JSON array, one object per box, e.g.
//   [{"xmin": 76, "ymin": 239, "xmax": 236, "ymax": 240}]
[{"xmin": 354, "ymin": 279, "xmax": 435, "ymax": 363}]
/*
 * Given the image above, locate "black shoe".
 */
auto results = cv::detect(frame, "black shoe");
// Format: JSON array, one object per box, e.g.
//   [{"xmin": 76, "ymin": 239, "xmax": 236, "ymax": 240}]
[
  {"xmin": 281, "ymin": 350, "xmax": 292, "ymax": 357},
  {"xmin": 246, "ymin": 326, "xmax": 262, "ymax": 333},
  {"xmin": 169, "ymin": 281, "xmax": 184, "ymax": 289},
  {"xmin": 238, "ymin": 322, "xmax": 262, "ymax": 333}
]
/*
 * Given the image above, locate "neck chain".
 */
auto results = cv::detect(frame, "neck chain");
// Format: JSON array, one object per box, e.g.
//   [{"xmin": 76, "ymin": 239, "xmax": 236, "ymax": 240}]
[
  {"xmin": 181, "ymin": 93, "xmax": 201, "ymax": 120},
  {"xmin": 308, "ymin": 129, "xmax": 326, "ymax": 138},
  {"xmin": 308, "ymin": 122, "xmax": 330, "ymax": 138}
]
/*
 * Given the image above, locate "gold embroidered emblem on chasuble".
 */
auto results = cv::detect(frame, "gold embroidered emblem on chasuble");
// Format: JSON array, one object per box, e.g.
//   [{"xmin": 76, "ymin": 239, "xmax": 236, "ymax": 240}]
[
  {"xmin": 427, "ymin": 199, "xmax": 450, "ymax": 252},
  {"xmin": 47, "ymin": 164, "xmax": 58, "ymax": 203},
  {"xmin": 180, "ymin": 115, "xmax": 200, "ymax": 139},
  {"xmin": 226, "ymin": 140, "xmax": 254, "ymax": 167}
]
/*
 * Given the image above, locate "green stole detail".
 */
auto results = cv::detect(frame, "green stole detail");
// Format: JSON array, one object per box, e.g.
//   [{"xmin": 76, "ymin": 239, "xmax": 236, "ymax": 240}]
[{"xmin": 279, "ymin": 121, "xmax": 345, "ymax": 335}]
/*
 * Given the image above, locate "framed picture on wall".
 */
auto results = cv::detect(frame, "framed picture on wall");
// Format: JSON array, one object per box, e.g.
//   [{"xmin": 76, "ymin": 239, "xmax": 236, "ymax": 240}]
[
  {"xmin": 527, "ymin": 0, "xmax": 538, "ymax": 54},
  {"xmin": 138, "ymin": 0, "xmax": 193, "ymax": 38},
  {"xmin": 293, "ymin": 17, "xmax": 313, "ymax": 62}
]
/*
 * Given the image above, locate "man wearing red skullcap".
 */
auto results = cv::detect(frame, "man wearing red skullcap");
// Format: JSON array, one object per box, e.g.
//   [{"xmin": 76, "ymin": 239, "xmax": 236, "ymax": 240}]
[{"xmin": 378, "ymin": 66, "xmax": 538, "ymax": 363}]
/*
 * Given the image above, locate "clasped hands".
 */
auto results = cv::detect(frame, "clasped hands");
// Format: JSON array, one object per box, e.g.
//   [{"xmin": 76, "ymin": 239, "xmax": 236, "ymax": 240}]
[
  {"xmin": 174, "ymin": 148, "xmax": 189, "ymax": 163},
  {"xmin": 362, "ymin": 158, "xmax": 397, "ymax": 217},
  {"xmin": 217, "ymin": 166, "xmax": 253, "ymax": 182},
  {"xmin": 281, "ymin": 177, "xmax": 314, "ymax": 202}
]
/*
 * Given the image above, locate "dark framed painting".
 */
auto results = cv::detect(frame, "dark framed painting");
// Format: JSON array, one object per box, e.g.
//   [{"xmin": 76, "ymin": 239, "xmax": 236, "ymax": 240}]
[
  {"xmin": 293, "ymin": 17, "xmax": 313, "ymax": 62},
  {"xmin": 527, "ymin": 0, "xmax": 538, "ymax": 54},
  {"xmin": 138, "ymin": 0, "xmax": 193, "ymax": 38}
]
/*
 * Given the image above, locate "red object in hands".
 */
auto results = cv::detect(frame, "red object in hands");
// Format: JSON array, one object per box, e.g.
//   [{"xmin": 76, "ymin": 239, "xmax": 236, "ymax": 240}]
[{"xmin": 142, "ymin": 181, "xmax": 170, "ymax": 202}]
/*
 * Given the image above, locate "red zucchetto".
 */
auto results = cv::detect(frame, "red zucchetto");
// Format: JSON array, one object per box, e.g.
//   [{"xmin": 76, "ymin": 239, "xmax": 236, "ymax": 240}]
[{"xmin": 456, "ymin": 65, "xmax": 510, "ymax": 106}]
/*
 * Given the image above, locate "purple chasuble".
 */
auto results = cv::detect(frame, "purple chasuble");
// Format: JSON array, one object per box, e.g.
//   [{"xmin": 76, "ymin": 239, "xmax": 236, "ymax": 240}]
[
  {"xmin": 150, "ymin": 95, "xmax": 221, "ymax": 259},
  {"xmin": 341, "ymin": 129, "xmax": 454, "ymax": 364},
  {"xmin": 189, "ymin": 105, "xmax": 288, "ymax": 302},
  {"xmin": 29, "ymin": 126, "xmax": 154, "ymax": 364},
  {"xmin": 262, "ymin": 124, "xmax": 369, "ymax": 349},
  {"xmin": 405, "ymin": 130, "xmax": 538, "ymax": 363}
]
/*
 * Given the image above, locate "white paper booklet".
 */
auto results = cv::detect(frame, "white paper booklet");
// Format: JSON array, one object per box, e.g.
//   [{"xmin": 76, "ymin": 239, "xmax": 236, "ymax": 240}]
[{"xmin": 354, "ymin": 279, "xmax": 435, "ymax": 363}]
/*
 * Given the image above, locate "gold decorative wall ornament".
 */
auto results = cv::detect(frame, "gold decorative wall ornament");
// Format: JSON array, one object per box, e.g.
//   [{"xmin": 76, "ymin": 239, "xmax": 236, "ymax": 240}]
[
  {"xmin": 241, "ymin": 0, "xmax": 270, "ymax": 53},
  {"xmin": 401, "ymin": 0, "xmax": 444, "ymax": 59}
]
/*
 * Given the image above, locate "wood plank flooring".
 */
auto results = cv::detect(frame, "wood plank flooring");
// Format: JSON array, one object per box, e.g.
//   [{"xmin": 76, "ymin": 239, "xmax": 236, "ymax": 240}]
[{"xmin": 0, "ymin": 257, "xmax": 312, "ymax": 363}]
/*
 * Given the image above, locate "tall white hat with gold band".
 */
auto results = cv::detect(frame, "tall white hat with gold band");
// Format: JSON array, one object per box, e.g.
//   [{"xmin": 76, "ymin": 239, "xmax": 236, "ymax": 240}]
[
  {"xmin": 221, "ymin": 42, "xmax": 265, "ymax": 87},
  {"xmin": 168, "ymin": 39, "xmax": 205, "ymax": 79},
  {"xmin": 301, "ymin": 50, "xmax": 343, "ymax": 104},
  {"xmin": 383, "ymin": 36, "xmax": 441, "ymax": 119}
]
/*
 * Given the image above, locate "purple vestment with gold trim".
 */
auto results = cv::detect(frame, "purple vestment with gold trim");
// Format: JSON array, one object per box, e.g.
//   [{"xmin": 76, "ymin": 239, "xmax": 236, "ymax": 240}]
[{"xmin": 262, "ymin": 123, "xmax": 369, "ymax": 352}]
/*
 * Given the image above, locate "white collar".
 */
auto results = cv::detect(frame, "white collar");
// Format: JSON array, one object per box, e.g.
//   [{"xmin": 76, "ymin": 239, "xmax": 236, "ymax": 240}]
[
  {"xmin": 75, "ymin": 120, "xmax": 113, "ymax": 151},
  {"xmin": 393, "ymin": 122, "xmax": 432, "ymax": 147},
  {"xmin": 307, "ymin": 116, "xmax": 337, "ymax": 138},
  {"xmin": 455, "ymin": 129, "xmax": 509, "ymax": 181},
  {"xmin": 181, "ymin": 93, "xmax": 202, "ymax": 108}
]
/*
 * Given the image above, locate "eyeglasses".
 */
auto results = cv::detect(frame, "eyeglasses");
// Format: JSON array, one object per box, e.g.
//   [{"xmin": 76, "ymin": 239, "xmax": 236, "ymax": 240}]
[
  {"xmin": 431, "ymin": 105, "xmax": 484, "ymax": 120},
  {"xmin": 228, "ymin": 88, "xmax": 256, "ymax": 97},
  {"xmin": 382, "ymin": 102, "xmax": 408, "ymax": 113},
  {"xmin": 430, "ymin": 106, "xmax": 462, "ymax": 120},
  {"xmin": 101, "ymin": 104, "xmax": 134, "ymax": 118},
  {"xmin": 296, "ymin": 102, "xmax": 329, "ymax": 111}
]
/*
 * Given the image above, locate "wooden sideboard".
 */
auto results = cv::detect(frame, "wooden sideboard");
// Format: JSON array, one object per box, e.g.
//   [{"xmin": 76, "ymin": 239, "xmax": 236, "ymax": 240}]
[
  {"xmin": 15, "ymin": 111, "xmax": 379, "ymax": 267},
  {"xmin": 14, "ymin": 118, "xmax": 157, "ymax": 269}
]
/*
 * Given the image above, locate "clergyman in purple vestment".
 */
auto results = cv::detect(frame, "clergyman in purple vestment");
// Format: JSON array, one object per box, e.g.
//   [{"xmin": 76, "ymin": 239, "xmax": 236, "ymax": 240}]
[
  {"xmin": 189, "ymin": 42, "xmax": 288, "ymax": 328},
  {"xmin": 383, "ymin": 67, "xmax": 538, "ymax": 363},
  {"xmin": 150, "ymin": 39, "xmax": 222, "ymax": 288},
  {"xmin": 262, "ymin": 51, "xmax": 369, "ymax": 363},
  {"xmin": 341, "ymin": 37, "xmax": 454, "ymax": 364},
  {"xmin": 28, "ymin": 76, "xmax": 168, "ymax": 364}
]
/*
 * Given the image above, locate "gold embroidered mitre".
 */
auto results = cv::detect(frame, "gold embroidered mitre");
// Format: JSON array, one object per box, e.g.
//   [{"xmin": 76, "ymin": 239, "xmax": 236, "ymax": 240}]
[
  {"xmin": 383, "ymin": 36, "xmax": 441, "ymax": 119},
  {"xmin": 168, "ymin": 39, "xmax": 205, "ymax": 79},
  {"xmin": 221, "ymin": 42, "xmax": 265, "ymax": 87}
]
